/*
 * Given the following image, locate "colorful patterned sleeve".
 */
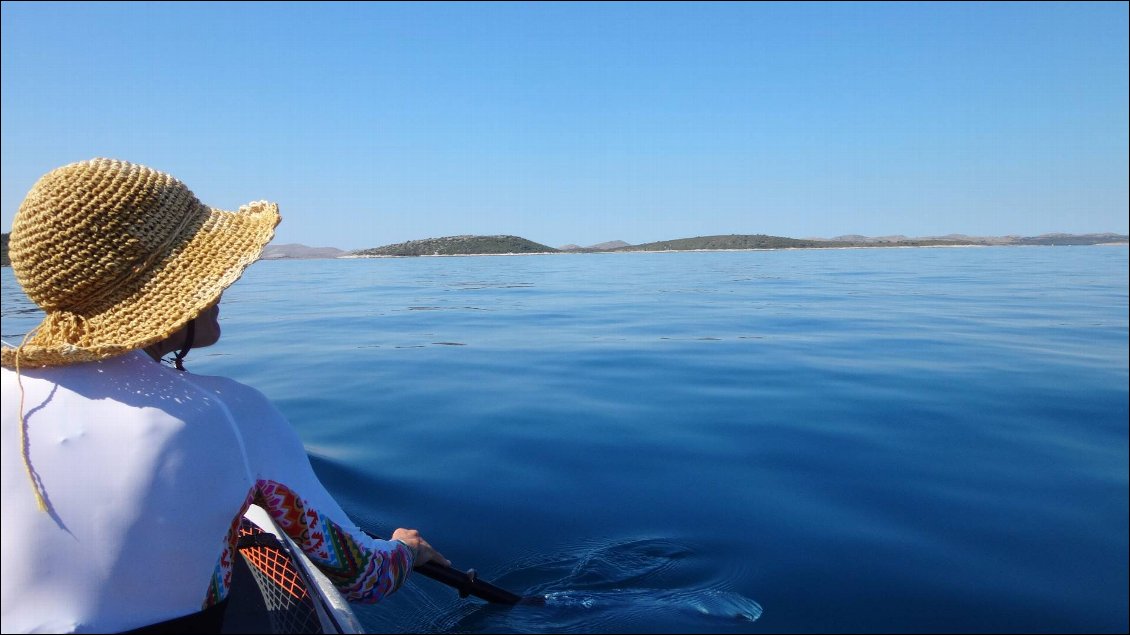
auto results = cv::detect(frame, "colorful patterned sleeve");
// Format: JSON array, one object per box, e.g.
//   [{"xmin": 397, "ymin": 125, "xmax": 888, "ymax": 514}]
[
  {"xmin": 185, "ymin": 373, "xmax": 419, "ymax": 608},
  {"xmin": 253, "ymin": 479, "xmax": 415, "ymax": 603}
]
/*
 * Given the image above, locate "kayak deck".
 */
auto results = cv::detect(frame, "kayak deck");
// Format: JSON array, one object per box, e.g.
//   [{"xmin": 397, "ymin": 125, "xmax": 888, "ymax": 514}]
[{"xmin": 221, "ymin": 505, "xmax": 362, "ymax": 634}]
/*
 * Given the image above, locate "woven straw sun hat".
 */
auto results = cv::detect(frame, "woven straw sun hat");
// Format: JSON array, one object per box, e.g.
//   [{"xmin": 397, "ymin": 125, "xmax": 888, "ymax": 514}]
[{"xmin": 1, "ymin": 158, "xmax": 280, "ymax": 368}]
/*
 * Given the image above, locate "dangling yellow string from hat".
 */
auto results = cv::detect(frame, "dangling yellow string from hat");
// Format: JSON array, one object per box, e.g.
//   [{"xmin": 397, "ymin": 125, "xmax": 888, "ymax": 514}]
[{"xmin": 13, "ymin": 327, "xmax": 49, "ymax": 512}]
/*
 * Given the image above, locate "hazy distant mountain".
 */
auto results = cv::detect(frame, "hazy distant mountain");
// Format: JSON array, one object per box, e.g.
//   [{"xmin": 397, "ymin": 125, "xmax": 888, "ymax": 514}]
[
  {"xmin": 559, "ymin": 240, "xmax": 630, "ymax": 252},
  {"xmin": 354, "ymin": 235, "xmax": 558, "ymax": 257},
  {"xmin": 261, "ymin": 243, "xmax": 346, "ymax": 259},
  {"xmin": 824, "ymin": 234, "xmax": 911, "ymax": 243},
  {"xmin": 822, "ymin": 234, "xmax": 877, "ymax": 243},
  {"xmin": 590, "ymin": 240, "xmax": 630, "ymax": 250},
  {"xmin": 1, "ymin": 233, "xmax": 8, "ymax": 267}
]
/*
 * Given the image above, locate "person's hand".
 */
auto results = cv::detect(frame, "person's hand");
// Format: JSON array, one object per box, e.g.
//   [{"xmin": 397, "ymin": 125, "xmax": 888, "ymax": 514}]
[{"xmin": 391, "ymin": 527, "xmax": 451, "ymax": 568}]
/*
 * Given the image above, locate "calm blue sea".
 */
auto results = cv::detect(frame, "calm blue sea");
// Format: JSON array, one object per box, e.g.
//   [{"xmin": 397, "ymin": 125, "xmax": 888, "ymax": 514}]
[{"xmin": 3, "ymin": 246, "xmax": 1128, "ymax": 634}]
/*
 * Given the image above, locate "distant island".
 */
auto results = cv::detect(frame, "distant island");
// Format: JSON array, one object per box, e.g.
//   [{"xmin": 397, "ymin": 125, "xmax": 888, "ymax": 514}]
[
  {"xmin": 2, "ymin": 231, "xmax": 1127, "ymax": 267},
  {"xmin": 625, "ymin": 235, "xmax": 841, "ymax": 251},
  {"xmin": 345, "ymin": 232, "xmax": 1129, "ymax": 258},
  {"xmin": 352, "ymin": 235, "xmax": 556, "ymax": 257}
]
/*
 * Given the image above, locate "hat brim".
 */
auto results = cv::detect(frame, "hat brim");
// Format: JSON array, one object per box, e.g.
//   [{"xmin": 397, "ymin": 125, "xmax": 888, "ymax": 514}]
[{"xmin": 4, "ymin": 201, "xmax": 280, "ymax": 367}]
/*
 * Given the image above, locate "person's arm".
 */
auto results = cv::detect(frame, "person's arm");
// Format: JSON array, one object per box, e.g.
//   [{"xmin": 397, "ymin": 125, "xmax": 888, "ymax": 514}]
[
  {"xmin": 252, "ymin": 479, "xmax": 448, "ymax": 602},
  {"xmin": 197, "ymin": 375, "xmax": 448, "ymax": 603}
]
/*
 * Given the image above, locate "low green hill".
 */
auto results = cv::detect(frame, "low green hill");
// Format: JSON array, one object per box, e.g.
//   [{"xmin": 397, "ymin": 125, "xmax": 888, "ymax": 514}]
[
  {"xmin": 354, "ymin": 235, "xmax": 558, "ymax": 257},
  {"xmin": 617, "ymin": 234, "xmax": 853, "ymax": 251}
]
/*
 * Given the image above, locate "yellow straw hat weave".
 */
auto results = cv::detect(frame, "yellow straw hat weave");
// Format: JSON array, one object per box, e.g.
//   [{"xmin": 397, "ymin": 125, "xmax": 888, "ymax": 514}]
[{"xmin": 1, "ymin": 158, "xmax": 280, "ymax": 368}]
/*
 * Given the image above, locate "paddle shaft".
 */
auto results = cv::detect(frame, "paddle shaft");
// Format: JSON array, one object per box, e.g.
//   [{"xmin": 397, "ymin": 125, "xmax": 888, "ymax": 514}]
[{"xmin": 414, "ymin": 560, "xmax": 523, "ymax": 605}]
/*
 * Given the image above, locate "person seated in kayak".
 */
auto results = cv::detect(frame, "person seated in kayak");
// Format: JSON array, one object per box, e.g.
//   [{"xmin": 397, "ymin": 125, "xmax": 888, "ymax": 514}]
[{"xmin": 0, "ymin": 158, "xmax": 449, "ymax": 634}]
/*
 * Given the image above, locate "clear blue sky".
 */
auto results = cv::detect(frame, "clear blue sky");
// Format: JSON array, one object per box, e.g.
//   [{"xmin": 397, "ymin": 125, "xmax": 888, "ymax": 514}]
[{"xmin": 2, "ymin": 2, "xmax": 1127, "ymax": 249}]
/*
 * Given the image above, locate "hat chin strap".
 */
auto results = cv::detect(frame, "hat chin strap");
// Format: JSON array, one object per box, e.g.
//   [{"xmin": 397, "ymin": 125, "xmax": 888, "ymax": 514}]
[{"xmin": 173, "ymin": 320, "xmax": 195, "ymax": 371}]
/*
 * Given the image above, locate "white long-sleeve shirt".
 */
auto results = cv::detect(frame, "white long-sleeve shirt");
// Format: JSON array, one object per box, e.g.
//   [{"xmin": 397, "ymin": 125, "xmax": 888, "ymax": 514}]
[{"xmin": 2, "ymin": 350, "xmax": 413, "ymax": 633}]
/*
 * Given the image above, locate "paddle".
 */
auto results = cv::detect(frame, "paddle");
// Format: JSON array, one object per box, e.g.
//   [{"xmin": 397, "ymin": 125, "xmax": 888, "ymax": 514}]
[
  {"xmin": 362, "ymin": 530, "xmax": 538, "ymax": 605},
  {"xmin": 414, "ymin": 560, "xmax": 527, "ymax": 605}
]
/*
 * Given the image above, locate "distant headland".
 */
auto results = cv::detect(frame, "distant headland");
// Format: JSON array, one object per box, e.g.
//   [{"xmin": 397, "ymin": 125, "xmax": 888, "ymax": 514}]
[
  {"xmin": 305, "ymin": 232, "xmax": 1130, "ymax": 259},
  {"xmin": 2, "ymin": 232, "xmax": 1127, "ymax": 266}
]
